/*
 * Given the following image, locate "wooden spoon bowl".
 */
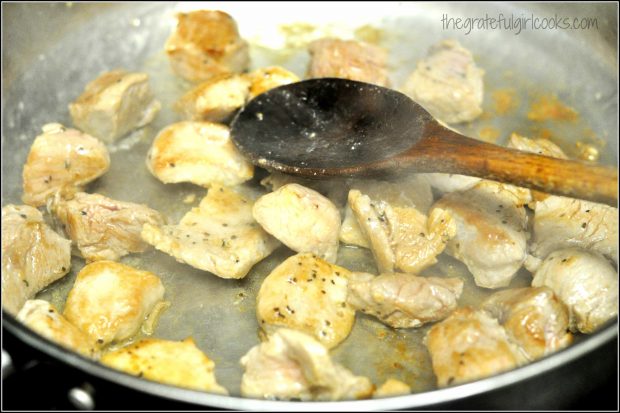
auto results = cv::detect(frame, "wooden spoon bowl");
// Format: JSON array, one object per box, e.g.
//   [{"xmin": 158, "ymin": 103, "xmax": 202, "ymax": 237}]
[{"xmin": 231, "ymin": 78, "xmax": 618, "ymax": 205}]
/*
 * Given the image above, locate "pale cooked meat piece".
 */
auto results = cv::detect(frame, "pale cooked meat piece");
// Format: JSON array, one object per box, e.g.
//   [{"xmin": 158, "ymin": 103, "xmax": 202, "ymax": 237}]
[
  {"xmin": 420, "ymin": 173, "xmax": 481, "ymax": 195},
  {"xmin": 22, "ymin": 123, "xmax": 110, "ymax": 207},
  {"xmin": 256, "ymin": 253, "xmax": 355, "ymax": 349},
  {"xmin": 68, "ymin": 70, "xmax": 161, "ymax": 143},
  {"xmin": 50, "ymin": 192, "xmax": 165, "ymax": 262},
  {"xmin": 531, "ymin": 248, "xmax": 618, "ymax": 334},
  {"xmin": 165, "ymin": 10, "xmax": 249, "ymax": 83},
  {"xmin": 425, "ymin": 307, "xmax": 526, "ymax": 387},
  {"xmin": 253, "ymin": 183, "xmax": 341, "ymax": 263},
  {"xmin": 349, "ymin": 176, "xmax": 434, "ymax": 214},
  {"xmin": 523, "ymin": 254, "xmax": 543, "ymax": 273},
  {"xmin": 173, "ymin": 67, "xmax": 299, "ymax": 123},
  {"xmin": 101, "ymin": 337, "xmax": 228, "ymax": 394},
  {"xmin": 17, "ymin": 300, "xmax": 97, "ymax": 358},
  {"xmin": 307, "ymin": 38, "xmax": 390, "ymax": 86},
  {"xmin": 531, "ymin": 196, "xmax": 618, "ymax": 264},
  {"xmin": 507, "ymin": 133, "xmax": 568, "ymax": 160},
  {"xmin": 240, "ymin": 328, "xmax": 373, "ymax": 400},
  {"xmin": 174, "ymin": 73, "xmax": 250, "ymax": 122},
  {"xmin": 146, "ymin": 121, "xmax": 253, "ymax": 188},
  {"xmin": 347, "ymin": 272, "xmax": 463, "ymax": 328},
  {"xmin": 64, "ymin": 261, "xmax": 165, "ymax": 345},
  {"xmin": 340, "ymin": 207, "xmax": 371, "ymax": 248},
  {"xmin": 340, "ymin": 177, "xmax": 433, "ymax": 248},
  {"xmin": 1, "ymin": 205, "xmax": 71, "ymax": 315},
  {"xmin": 481, "ymin": 287, "xmax": 573, "ymax": 360},
  {"xmin": 142, "ymin": 185, "xmax": 280, "ymax": 279},
  {"xmin": 432, "ymin": 181, "xmax": 530, "ymax": 288},
  {"xmin": 260, "ymin": 172, "xmax": 349, "ymax": 208},
  {"xmin": 244, "ymin": 66, "xmax": 300, "ymax": 99},
  {"xmin": 260, "ymin": 172, "xmax": 304, "ymax": 192},
  {"xmin": 402, "ymin": 39, "xmax": 484, "ymax": 124},
  {"xmin": 348, "ymin": 190, "xmax": 456, "ymax": 274},
  {"xmin": 373, "ymin": 378, "xmax": 411, "ymax": 398}
]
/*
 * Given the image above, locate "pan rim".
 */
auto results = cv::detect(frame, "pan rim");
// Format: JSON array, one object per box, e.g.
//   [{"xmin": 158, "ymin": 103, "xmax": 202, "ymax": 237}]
[{"xmin": 3, "ymin": 310, "xmax": 617, "ymax": 409}]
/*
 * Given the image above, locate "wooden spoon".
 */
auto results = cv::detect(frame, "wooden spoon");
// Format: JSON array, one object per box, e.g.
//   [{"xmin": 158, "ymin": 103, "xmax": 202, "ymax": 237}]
[{"xmin": 230, "ymin": 78, "xmax": 618, "ymax": 206}]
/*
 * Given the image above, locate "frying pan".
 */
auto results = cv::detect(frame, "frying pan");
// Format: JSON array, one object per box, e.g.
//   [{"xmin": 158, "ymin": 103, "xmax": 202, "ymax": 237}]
[{"xmin": 2, "ymin": 2, "xmax": 618, "ymax": 409}]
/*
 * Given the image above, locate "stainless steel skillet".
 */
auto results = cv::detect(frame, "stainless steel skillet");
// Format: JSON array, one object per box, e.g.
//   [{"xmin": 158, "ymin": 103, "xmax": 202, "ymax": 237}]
[{"xmin": 2, "ymin": 2, "xmax": 618, "ymax": 409}]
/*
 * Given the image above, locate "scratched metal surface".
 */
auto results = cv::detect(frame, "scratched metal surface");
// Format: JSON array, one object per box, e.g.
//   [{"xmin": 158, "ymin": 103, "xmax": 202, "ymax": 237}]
[{"xmin": 1, "ymin": 2, "xmax": 617, "ymax": 408}]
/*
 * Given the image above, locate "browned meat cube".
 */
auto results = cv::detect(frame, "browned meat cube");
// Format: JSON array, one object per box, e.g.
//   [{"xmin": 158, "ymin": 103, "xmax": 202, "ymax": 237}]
[
  {"xmin": 50, "ymin": 192, "xmax": 165, "ymax": 262},
  {"xmin": 69, "ymin": 70, "xmax": 161, "ymax": 143},
  {"xmin": 2, "ymin": 205, "xmax": 71, "ymax": 315},
  {"xmin": 347, "ymin": 272, "xmax": 463, "ymax": 328},
  {"xmin": 101, "ymin": 337, "xmax": 227, "ymax": 394},
  {"xmin": 165, "ymin": 10, "xmax": 249, "ymax": 83},
  {"xmin": 22, "ymin": 123, "xmax": 110, "ymax": 207},
  {"xmin": 240, "ymin": 328, "xmax": 373, "ymax": 400},
  {"xmin": 174, "ymin": 74, "xmax": 250, "ymax": 122},
  {"xmin": 481, "ymin": 287, "xmax": 573, "ymax": 360},
  {"xmin": 426, "ymin": 307, "xmax": 526, "ymax": 387},
  {"xmin": 17, "ymin": 300, "xmax": 97, "ymax": 358},
  {"xmin": 245, "ymin": 66, "xmax": 300, "ymax": 99},
  {"xmin": 253, "ymin": 183, "xmax": 341, "ymax": 263},
  {"xmin": 64, "ymin": 261, "xmax": 165, "ymax": 346},
  {"xmin": 307, "ymin": 38, "xmax": 390, "ymax": 86},
  {"xmin": 402, "ymin": 40, "xmax": 484, "ymax": 124},
  {"xmin": 146, "ymin": 121, "xmax": 254, "ymax": 188},
  {"xmin": 531, "ymin": 248, "xmax": 618, "ymax": 334},
  {"xmin": 256, "ymin": 253, "xmax": 355, "ymax": 349}
]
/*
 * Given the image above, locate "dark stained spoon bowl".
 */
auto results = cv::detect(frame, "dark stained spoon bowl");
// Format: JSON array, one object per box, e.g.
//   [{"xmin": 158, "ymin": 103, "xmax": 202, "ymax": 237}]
[{"xmin": 230, "ymin": 78, "xmax": 618, "ymax": 206}]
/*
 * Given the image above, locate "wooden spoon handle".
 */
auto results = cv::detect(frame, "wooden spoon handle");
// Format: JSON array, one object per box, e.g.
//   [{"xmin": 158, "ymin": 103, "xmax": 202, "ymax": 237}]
[{"xmin": 402, "ymin": 123, "xmax": 618, "ymax": 206}]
